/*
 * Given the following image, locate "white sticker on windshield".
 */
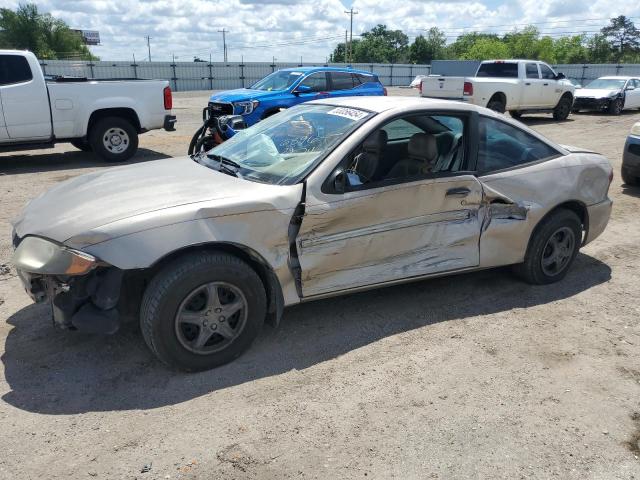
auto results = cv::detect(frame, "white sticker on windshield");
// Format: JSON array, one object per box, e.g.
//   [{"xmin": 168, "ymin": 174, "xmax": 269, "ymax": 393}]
[
  {"xmin": 290, "ymin": 72, "xmax": 303, "ymax": 76},
  {"xmin": 327, "ymin": 107, "xmax": 368, "ymax": 120}
]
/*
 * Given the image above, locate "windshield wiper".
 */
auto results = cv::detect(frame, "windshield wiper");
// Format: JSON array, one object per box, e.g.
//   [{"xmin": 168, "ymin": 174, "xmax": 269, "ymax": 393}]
[{"xmin": 206, "ymin": 154, "xmax": 242, "ymax": 178}]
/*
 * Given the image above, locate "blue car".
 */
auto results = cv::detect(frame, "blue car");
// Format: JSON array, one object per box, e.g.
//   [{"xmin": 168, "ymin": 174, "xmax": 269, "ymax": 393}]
[{"xmin": 208, "ymin": 67, "xmax": 387, "ymax": 126}]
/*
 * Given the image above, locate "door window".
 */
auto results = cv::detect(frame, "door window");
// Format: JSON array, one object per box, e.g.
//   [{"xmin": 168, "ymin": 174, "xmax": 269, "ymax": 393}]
[
  {"xmin": 330, "ymin": 72, "xmax": 354, "ymax": 90},
  {"xmin": 0, "ymin": 55, "xmax": 33, "ymax": 85},
  {"xmin": 354, "ymin": 73, "xmax": 375, "ymax": 85},
  {"xmin": 539, "ymin": 64, "xmax": 556, "ymax": 80},
  {"xmin": 298, "ymin": 73, "xmax": 327, "ymax": 92},
  {"xmin": 525, "ymin": 63, "xmax": 539, "ymax": 79},
  {"xmin": 477, "ymin": 116, "xmax": 559, "ymax": 173}
]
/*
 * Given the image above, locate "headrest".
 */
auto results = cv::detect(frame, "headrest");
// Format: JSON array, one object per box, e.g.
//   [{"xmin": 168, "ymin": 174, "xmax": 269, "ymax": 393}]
[
  {"xmin": 435, "ymin": 132, "xmax": 455, "ymax": 153},
  {"xmin": 362, "ymin": 130, "xmax": 388, "ymax": 153},
  {"xmin": 408, "ymin": 133, "xmax": 438, "ymax": 162}
]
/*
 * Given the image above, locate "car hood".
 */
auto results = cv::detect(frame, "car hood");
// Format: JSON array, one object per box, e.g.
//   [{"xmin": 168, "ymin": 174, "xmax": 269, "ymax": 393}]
[
  {"xmin": 209, "ymin": 88, "xmax": 288, "ymax": 103},
  {"xmin": 12, "ymin": 157, "xmax": 282, "ymax": 245},
  {"xmin": 575, "ymin": 88, "xmax": 619, "ymax": 98}
]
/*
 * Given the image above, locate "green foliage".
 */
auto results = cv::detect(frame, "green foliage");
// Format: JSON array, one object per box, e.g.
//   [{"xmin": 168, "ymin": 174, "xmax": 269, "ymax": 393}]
[
  {"xmin": 329, "ymin": 16, "xmax": 640, "ymax": 65},
  {"xmin": 0, "ymin": 3, "xmax": 97, "ymax": 60},
  {"xmin": 409, "ymin": 28, "xmax": 446, "ymax": 63}
]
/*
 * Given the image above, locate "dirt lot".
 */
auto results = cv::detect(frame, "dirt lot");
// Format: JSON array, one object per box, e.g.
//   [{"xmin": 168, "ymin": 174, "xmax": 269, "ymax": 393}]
[{"xmin": 1, "ymin": 88, "xmax": 639, "ymax": 479}]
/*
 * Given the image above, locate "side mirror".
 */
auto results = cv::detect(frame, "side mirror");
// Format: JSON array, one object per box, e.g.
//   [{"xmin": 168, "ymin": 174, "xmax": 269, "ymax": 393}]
[
  {"xmin": 555, "ymin": 72, "xmax": 566, "ymax": 80},
  {"xmin": 330, "ymin": 169, "xmax": 347, "ymax": 193},
  {"xmin": 294, "ymin": 84, "xmax": 312, "ymax": 95},
  {"xmin": 626, "ymin": 85, "xmax": 636, "ymax": 91}
]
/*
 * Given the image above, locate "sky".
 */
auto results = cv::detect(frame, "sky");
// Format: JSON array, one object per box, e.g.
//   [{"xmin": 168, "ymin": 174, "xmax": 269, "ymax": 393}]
[{"xmin": 1, "ymin": 0, "xmax": 639, "ymax": 62}]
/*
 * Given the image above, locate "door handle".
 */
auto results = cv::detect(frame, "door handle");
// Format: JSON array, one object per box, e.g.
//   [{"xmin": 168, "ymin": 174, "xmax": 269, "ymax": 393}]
[
  {"xmin": 446, "ymin": 187, "xmax": 471, "ymax": 198},
  {"xmin": 525, "ymin": 82, "xmax": 531, "ymax": 86},
  {"xmin": 543, "ymin": 83, "xmax": 549, "ymax": 86}
]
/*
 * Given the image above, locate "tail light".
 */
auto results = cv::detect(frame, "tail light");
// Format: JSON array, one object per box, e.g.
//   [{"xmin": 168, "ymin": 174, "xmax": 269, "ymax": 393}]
[
  {"xmin": 419, "ymin": 80, "xmax": 422, "ymax": 95},
  {"xmin": 383, "ymin": 87, "xmax": 388, "ymax": 96},
  {"xmin": 163, "ymin": 86, "xmax": 173, "ymax": 110},
  {"xmin": 463, "ymin": 82, "xmax": 473, "ymax": 96}
]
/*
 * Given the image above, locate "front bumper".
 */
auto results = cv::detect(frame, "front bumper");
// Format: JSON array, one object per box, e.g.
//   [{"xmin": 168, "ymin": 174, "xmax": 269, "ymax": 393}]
[
  {"xmin": 163, "ymin": 114, "xmax": 177, "ymax": 131},
  {"xmin": 573, "ymin": 97, "xmax": 610, "ymax": 110},
  {"xmin": 15, "ymin": 266, "xmax": 123, "ymax": 334},
  {"xmin": 584, "ymin": 198, "xmax": 613, "ymax": 245},
  {"xmin": 622, "ymin": 135, "xmax": 640, "ymax": 177}
]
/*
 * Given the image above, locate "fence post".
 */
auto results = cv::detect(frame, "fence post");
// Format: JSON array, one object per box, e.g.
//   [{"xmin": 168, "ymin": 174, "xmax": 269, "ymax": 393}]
[
  {"xmin": 389, "ymin": 64, "xmax": 394, "ymax": 87},
  {"xmin": 88, "ymin": 61, "xmax": 95, "ymax": 78},
  {"xmin": 40, "ymin": 60, "xmax": 47, "ymax": 76},
  {"xmin": 581, "ymin": 64, "xmax": 587, "ymax": 86},
  {"xmin": 239, "ymin": 61, "xmax": 245, "ymax": 88},
  {"xmin": 616, "ymin": 64, "xmax": 622, "ymax": 75},
  {"xmin": 208, "ymin": 62, "xmax": 213, "ymax": 90},
  {"xmin": 171, "ymin": 57, "xmax": 178, "ymax": 92}
]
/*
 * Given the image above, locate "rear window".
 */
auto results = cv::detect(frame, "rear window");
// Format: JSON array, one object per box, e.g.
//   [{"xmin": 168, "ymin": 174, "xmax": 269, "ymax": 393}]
[
  {"xmin": 0, "ymin": 55, "xmax": 33, "ymax": 85},
  {"xmin": 331, "ymin": 72, "xmax": 354, "ymax": 90},
  {"xmin": 477, "ymin": 63, "xmax": 518, "ymax": 78},
  {"xmin": 354, "ymin": 73, "xmax": 376, "ymax": 85}
]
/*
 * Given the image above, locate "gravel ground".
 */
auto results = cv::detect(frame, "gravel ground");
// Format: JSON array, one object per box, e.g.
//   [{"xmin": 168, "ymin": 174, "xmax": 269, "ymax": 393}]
[{"xmin": 1, "ymin": 88, "xmax": 639, "ymax": 479}]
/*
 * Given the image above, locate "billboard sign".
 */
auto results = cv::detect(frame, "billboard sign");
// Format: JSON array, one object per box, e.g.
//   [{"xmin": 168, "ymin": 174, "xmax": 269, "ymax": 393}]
[{"xmin": 72, "ymin": 30, "xmax": 100, "ymax": 45}]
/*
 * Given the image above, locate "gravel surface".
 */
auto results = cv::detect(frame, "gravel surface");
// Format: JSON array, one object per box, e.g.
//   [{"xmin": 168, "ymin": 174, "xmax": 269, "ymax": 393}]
[{"xmin": 1, "ymin": 88, "xmax": 639, "ymax": 479}]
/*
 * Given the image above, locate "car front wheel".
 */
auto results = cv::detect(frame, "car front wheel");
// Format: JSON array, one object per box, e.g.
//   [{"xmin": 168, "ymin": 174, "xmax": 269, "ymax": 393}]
[
  {"xmin": 608, "ymin": 98, "xmax": 623, "ymax": 115},
  {"xmin": 140, "ymin": 252, "xmax": 266, "ymax": 371},
  {"xmin": 514, "ymin": 209, "xmax": 582, "ymax": 285}
]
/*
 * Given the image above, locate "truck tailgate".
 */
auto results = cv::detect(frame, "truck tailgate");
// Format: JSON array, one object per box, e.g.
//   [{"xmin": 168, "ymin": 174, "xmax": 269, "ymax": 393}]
[{"xmin": 421, "ymin": 76, "xmax": 465, "ymax": 100}]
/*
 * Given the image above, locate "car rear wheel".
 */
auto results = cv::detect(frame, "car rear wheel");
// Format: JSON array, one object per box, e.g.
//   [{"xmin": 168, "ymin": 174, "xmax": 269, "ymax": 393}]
[
  {"xmin": 553, "ymin": 97, "xmax": 572, "ymax": 121},
  {"xmin": 89, "ymin": 116, "xmax": 139, "ymax": 162},
  {"xmin": 140, "ymin": 251, "xmax": 266, "ymax": 371},
  {"xmin": 70, "ymin": 138, "xmax": 92, "ymax": 152},
  {"xmin": 608, "ymin": 98, "xmax": 623, "ymax": 115},
  {"xmin": 514, "ymin": 209, "xmax": 582, "ymax": 285}
]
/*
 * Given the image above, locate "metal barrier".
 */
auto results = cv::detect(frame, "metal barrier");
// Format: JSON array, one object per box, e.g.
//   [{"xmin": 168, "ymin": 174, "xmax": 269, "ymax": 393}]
[
  {"xmin": 38, "ymin": 60, "xmax": 431, "ymax": 91},
  {"xmin": 552, "ymin": 64, "xmax": 640, "ymax": 86}
]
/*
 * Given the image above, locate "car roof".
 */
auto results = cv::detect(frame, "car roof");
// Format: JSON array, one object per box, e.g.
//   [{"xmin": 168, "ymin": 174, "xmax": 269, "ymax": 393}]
[
  {"xmin": 309, "ymin": 95, "xmax": 484, "ymax": 114},
  {"xmin": 278, "ymin": 66, "xmax": 376, "ymax": 76},
  {"xmin": 598, "ymin": 76, "xmax": 635, "ymax": 80}
]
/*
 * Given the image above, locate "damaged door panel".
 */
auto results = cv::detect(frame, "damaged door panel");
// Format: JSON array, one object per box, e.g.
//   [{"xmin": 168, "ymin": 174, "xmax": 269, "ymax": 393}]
[{"xmin": 296, "ymin": 175, "xmax": 485, "ymax": 297}]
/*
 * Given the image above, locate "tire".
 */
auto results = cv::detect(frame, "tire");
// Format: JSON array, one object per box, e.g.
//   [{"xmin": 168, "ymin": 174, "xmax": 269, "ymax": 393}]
[
  {"xmin": 486, "ymin": 97, "xmax": 506, "ymax": 113},
  {"xmin": 608, "ymin": 98, "xmax": 623, "ymax": 115},
  {"xmin": 70, "ymin": 138, "xmax": 92, "ymax": 152},
  {"xmin": 510, "ymin": 111, "xmax": 522, "ymax": 119},
  {"xmin": 553, "ymin": 96, "xmax": 572, "ymax": 121},
  {"xmin": 513, "ymin": 209, "xmax": 582, "ymax": 285},
  {"xmin": 89, "ymin": 116, "xmax": 139, "ymax": 162},
  {"xmin": 622, "ymin": 167, "xmax": 639, "ymax": 186},
  {"xmin": 140, "ymin": 251, "xmax": 266, "ymax": 372},
  {"xmin": 572, "ymin": 108, "xmax": 580, "ymax": 114}
]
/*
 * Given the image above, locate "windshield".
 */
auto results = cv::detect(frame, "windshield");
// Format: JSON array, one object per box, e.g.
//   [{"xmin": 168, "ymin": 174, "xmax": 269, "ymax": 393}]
[
  {"xmin": 251, "ymin": 70, "xmax": 304, "ymax": 91},
  {"xmin": 201, "ymin": 104, "xmax": 373, "ymax": 185},
  {"xmin": 586, "ymin": 79, "xmax": 626, "ymax": 89}
]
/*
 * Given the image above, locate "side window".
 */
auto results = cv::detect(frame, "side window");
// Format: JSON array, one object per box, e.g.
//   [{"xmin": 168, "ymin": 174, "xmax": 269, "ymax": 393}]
[
  {"xmin": 477, "ymin": 116, "xmax": 559, "ymax": 173},
  {"xmin": 330, "ymin": 72, "xmax": 354, "ymax": 90},
  {"xmin": 339, "ymin": 113, "xmax": 467, "ymax": 191},
  {"xmin": 525, "ymin": 63, "xmax": 539, "ymax": 79},
  {"xmin": 631, "ymin": 79, "xmax": 640, "ymax": 88},
  {"xmin": 354, "ymin": 73, "xmax": 374, "ymax": 86},
  {"xmin": 299, "ymin": 73, "xmax": 327, "ymax": 92},
  {"xmin": 539, "ymin": 64, "xmax": 556, "ymax": 80},
  {"xmin": 0, "ymin": 55, "xmax": 33, "ymax": 85}
]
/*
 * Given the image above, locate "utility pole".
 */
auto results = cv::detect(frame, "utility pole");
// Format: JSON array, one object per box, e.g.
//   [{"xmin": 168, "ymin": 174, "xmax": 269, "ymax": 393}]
[
  {"xmin": 344, "ymin": 7, "xmax": 358, "ymax": 64},
  {"xmin": 345, "ymin": 29, "xmax": 348, "ymax": 64},
  {"xmin": 145, "ymin": 35, "xmax": 152, "ymax": 61},
  {"xmin": 218, "ymin": 28, "xmax": 228, "ymax": 63}
]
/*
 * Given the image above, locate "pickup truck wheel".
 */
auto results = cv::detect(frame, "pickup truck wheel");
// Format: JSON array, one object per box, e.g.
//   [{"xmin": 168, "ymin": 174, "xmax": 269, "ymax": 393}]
[
  {"xmin": 513, "ymin": 209, "xmax": 581, "ymax": 285},
  {"xmin": 70, "ymin": 139, "xmax": 92, "ymax": 152},
  {"xmin": 553, "ymin": 97, "xmax": 572, "ymax": 120},
  {"xmin": 608, "ymin": 98, "xmax": 623, "ymax": 115},
  {"xmin": 140, "ymin": 252, "xmax": 266, "ymax": 372},
  {"xmin": 89, "ymin": 117, "xmax": 139, "ymax": 162},
  {"xmin": 486, "ymin": 98, "xmax": 506, "ymax": 113}
]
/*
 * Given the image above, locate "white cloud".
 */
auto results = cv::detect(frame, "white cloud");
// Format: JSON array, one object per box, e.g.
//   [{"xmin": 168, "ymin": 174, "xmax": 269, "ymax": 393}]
[{"xmin": 1, "ymin": 0, "xmax": 639, "ymax": 61}]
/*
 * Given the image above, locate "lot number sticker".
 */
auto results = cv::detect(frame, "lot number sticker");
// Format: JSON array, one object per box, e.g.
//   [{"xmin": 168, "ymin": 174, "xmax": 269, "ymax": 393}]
[{"xmin": 327, "ymin": 107, "xmax": 368, "ymax": 120}]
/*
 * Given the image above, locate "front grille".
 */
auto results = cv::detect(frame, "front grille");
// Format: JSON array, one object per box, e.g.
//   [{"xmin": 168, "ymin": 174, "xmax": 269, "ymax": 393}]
[{"xmin": 208, "ymin": 102, "xmax": 234, "ymax": 116}]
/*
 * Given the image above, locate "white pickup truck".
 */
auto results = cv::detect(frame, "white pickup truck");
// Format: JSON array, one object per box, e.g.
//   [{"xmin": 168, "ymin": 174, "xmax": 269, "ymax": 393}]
[
  {"xmin": 420, "ymin": 59, "xmax": 576, "ymax": 120},
  {"xmin": 0, "ymin": 50, "xmax": 176, "ymax": 161}
]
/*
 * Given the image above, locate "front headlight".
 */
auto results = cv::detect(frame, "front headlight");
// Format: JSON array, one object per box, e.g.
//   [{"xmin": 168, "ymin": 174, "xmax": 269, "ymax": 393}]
[
  {"xmin": 234, "ymin": 100, "xmax": 259, "ymax": 115},
  {"xmin": 12, "ymin": 236, "xmax": 98, "ymax": 276},
  {"xmin": 608, "ymin": 90, "xmax": 619, "ymax": 98},
  {"xmin": 631, "ymin": 122, "xmax": 640, "ymax": 136}
]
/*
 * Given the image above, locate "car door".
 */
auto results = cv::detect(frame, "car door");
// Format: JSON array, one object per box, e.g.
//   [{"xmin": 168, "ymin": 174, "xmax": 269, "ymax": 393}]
[
  {"xmin": 538, "ymin": 63, "xmax": 563, "ymax": 108},
  {"xmin": 327, "ymin": 71, "xmax": 358, "ymax": 98},
  {"xmin": 625, "ymin": 79, "xmax": 640, "ymax": 108},
  {"xmin": 294, "ymin": 72, "xmax": 330, "ymax": 102},
  {"xmin": 0, "ymin": 90, "xmax": 9, "ymax": 142},
  {"xmin": 521, "ymin": 62, "xmax": 543, "ymax": 107},
  {"xmin": 0, "ymin": 54, "xmax": 51, "ymax": 140},
  {"xmin": 295, "ymin": 111, "xmax": 484, "ymax": 297}
]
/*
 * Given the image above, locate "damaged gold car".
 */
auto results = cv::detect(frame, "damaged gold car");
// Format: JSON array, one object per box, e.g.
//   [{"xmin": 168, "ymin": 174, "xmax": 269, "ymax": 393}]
[{"xmin": 12, "ymin": 97, "xmax": 613, "ymax": 371}]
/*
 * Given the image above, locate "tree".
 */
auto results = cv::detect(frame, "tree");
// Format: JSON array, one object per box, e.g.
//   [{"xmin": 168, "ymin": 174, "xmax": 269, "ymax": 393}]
[
  {"xmin": 586, "ymin": 34, "xmax": 614, "ymax": 63},
  {"xmin": 503, "ymin": 26, "xmax": 541, "ymax": 59},
  {"xmin": 409, "ymin": 28, "xmax": 446, "ymax": 64},
  {"xmin": 0, "ymin": 3, "xmax": 96, "ymax": 60},
  {"xmin": 354, "ymin": 24, "xmax": 409, "ymax": 63},
  {"xmin": 460, "ymin": 38, "xmax": 509, "ymax": 60},
  {"xmin": 553, "ymin": 35, "xmax": 588, "ymax": 64},
  {"xmin": 446, "ymin": 32, "xmax": 500, "ymax": 59},
  {"xmin": 601, "ymin": 15, "xmax": 640, "ymax": 58}
]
